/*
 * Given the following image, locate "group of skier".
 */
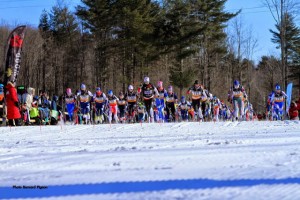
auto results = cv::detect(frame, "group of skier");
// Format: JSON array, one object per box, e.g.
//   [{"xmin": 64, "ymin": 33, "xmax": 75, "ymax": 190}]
[{"xmin": 0, "ymin": 76, "xmax": 298, "ymax": 126}]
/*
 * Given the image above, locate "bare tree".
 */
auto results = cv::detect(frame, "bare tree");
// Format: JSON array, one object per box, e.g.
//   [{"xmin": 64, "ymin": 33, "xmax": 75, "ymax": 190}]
[{"xmin": 263, "ymin": 0, "xmax": 300, "ymax": 90}]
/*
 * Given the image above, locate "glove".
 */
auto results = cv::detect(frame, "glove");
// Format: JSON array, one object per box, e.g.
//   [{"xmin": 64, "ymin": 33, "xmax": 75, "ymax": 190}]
[{"xmin": 14, "ymin": 101, "xmax": 19, "ymax": 107}]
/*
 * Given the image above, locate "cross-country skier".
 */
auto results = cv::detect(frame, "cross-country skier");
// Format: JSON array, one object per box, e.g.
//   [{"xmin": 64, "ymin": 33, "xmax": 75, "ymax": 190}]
[
  {"xmin": 212, "ymin": 96, "xmax": 221, "ymax": 121},
  {"xmin": 77, "ymin": 83, "xmax": 93, "ymax": 124},
  {"xmin": 64, "ymin": 88, "xmax": 77, "ymax": 123},
  {"xmin": 271, "ymin": 84, "xmax": 287, "ymax": 120},
  {"xmin": 178, "ymin": 96, "xmax": 190, "ymax": 121},
  {"xmin": 228, "ymin": 80, "xmax": 247, "ymax": 121},
  {"xmin": 107, "ymin": 90, "xmax": 119, "ymax": 123},
  {"xmin": 156, "ymin": 81, "xmax": 167, "ymax": 122},
  {"xmin": 118, "ymin": 91, "xmax": 126, "ymax": 123},
  {"xmin": 187, "ymin": 80, "xmax": 204, "ymax": 121},
  {"xmin": 92, "ymin": 87, "xmax": 106, "ymax": 124},
  {"xmin": 165, "ymin": 85, "xmax": 178, "ymax": 122},
  {"xmin": 140, "ymin": 76, "xmax": 159, "ymax": 122},
  {"xmin": 125, "ymin": 85, "xmax": 138, "ymax": 123}
]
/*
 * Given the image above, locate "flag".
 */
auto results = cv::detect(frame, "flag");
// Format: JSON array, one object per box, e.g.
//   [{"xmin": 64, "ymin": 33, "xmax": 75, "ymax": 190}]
[
  {"xmin": 3, "ymin": 25, "xmax": 27, "ymax": 85},
  {"xmin": 286, "ymin": 82, "xmax": 293, "ymax": 114}
]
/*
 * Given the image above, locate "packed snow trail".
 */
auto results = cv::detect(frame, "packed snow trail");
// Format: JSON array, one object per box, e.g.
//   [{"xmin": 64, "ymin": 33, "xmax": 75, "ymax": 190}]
[{"xmin": 1, "ymin": 121, "xmax": 300, "ymax": 200}]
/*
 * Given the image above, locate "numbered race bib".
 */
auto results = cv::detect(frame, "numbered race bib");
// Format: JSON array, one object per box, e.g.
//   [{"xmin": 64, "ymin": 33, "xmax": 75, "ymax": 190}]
[
  {"xmin": 274, "ymin": 96, "xmax": 284, "ymax": 102},
  {"xmin": 192, "ymin": 91, "xmax": 201, "ymax": 99},
  {"xmin": 127, "ymin": 95, "xmax": 136, "ymax": 103},
  {"xmin": 166, "ymin": 96, "xmax": 174, "ymax": 103},
  {"xmin": 233, "ymin": 91, "xmax": 243, "ymax": 98},
  {"xmin": 65, "ymin": 97, "xmax": 75, "ymax": 104},
  {"xmin": 95, "ymin": 97, "xmax": 105, "ymax": 103},
  {"xmin": 118, "ymin": 100, "xmax": 126, "ymax": 105},
  {"xmin": 80, "ymin": 95, "xmax": 89, "ymax": 103}
]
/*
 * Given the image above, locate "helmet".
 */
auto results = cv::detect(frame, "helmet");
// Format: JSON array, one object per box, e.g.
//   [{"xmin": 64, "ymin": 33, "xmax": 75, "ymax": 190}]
[
  {"xmin": 194, "ymin": 80, "xmax": 199, "ymax": 85},
  {"xmin": 128, "ymin": 85, "xmax": 133, "ymax": 91},
  {"xmin": 157, "ymin": 81, "xmax": 163, "ymax": 88},
  {"xmin": 108, "ymin": 90, "xmax": 113, "ymax": 96},
  {"xmin": 234, "ymin": 80, "xmax": 239, "ymax": 86},
  {"xmin": 144, "ymin": 76, "xmax": 150, "ymax": 84},
  {"xmin": 96, "ymin": 87, "xmax": 101, "ymax": 91},
  {"xmin": 181, "ymin": 96, "xmax": 186, "ymax": 103},
  {"xmin": 0, "ymin": 84, "xmax": 3, "ymax": 88},
  {"xmin": 119, "ymin": 91, "xmax": 124, "ymax": 96},
  {"xmin": 66, "ymin": 88, "xmax": 72, "ymax": 96},
  {"xmin": 275, "ymin": 84, "xmax": 281, "ymax": 90},
  {"xmin": 213, "ymin": 96, "xmax": 217, "ymax": 100},
  {"xmin": 80, "ymin": 83, "xmax": 86, "ymax": 90},
  {"xmin": 168, "ymin": 85, "xmax": 173, "ymax": 92}
]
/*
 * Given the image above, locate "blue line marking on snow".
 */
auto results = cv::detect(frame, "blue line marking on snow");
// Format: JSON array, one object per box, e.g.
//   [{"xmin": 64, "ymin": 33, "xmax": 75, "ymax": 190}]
[{"xmin": 1, "ymin": 178, "xmax": 300, "ymax": 199}]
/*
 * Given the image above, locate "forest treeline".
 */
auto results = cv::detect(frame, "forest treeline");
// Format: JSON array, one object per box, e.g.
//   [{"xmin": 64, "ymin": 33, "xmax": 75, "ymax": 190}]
[{"xmin": 1, "ymin": 0, "xmax": 299, "ymax": 113}]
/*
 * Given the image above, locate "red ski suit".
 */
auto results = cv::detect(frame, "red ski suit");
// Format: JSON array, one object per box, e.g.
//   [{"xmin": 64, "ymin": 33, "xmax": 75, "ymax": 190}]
[{"xmin": 5, "ymin": 82, "xmax": 21, "ymax": 120}]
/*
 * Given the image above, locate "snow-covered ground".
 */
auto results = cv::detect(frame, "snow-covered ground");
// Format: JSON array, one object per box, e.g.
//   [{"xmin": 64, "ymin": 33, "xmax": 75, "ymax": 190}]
[{"xmin": 1, "ymin": 121, "xmax": 300, "ymax": 200}]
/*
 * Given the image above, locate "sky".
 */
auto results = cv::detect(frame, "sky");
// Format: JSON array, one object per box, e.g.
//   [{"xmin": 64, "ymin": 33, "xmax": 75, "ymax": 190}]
[{"xmin": 0, "ymin": 0, "xmax": 280, "ymax": 63}]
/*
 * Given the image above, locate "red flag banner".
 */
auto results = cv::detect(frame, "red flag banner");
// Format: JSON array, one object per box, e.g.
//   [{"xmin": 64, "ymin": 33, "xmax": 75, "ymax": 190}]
[{"xmin": 4, "ymin": 25, "xmax": 27, "ymax": 85}]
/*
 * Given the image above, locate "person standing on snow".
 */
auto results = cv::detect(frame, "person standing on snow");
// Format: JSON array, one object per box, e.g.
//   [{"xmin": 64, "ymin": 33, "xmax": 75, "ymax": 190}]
[
  {"xmin": 64, "ymin": 88, "xmax": 77, "ymax": 123},
  {"xmin": 288, "ymin": 101, "xmax": 299, "ymax": 120},
  {"xmin": 5, "ymin": 82, "xmax": 21, "ymax": 126},
  {"xmin": 77, "ymin": 83, "xmax": 93, "ymax": 124},
  {"xmin": 155, "ymin": 81, "xmax": 167, "ymax": 122},
  {"xmin": 271, "ymin": 84, "xmax": 287, "ymax": 120},
  {"xmin": 125, "ymin": 85, "xmax": 139, "ymax": 123},
  {"xmin": 107, "ymin": 90, "xmax": 119, "ymax": 123},
  {"xmin": 140, "ymin": 76, "xmax": 159, "ymax": 122},
  {"xmin": 92, "ymin": 87, "xmax": 107, "ymax": 124},
  {"xmin": 228, "ymin": 80, "xmax": 247, "ymax": 121},
  {"xmin": 165, "ymin": 85, "xmax": 178, "ymax": 122},
  {"xmin": 187, "ymin": 80, "xmax": 204, "ymax": 121}
]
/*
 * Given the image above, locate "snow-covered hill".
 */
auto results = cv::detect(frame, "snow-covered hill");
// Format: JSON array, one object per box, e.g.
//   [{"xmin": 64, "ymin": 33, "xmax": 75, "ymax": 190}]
[{"xmin": 1, "ymin": 121, "xmax": 300, "ymax": 200}]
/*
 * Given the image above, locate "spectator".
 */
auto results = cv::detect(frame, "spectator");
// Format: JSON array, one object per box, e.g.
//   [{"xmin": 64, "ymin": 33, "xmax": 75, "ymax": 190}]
[{"xmin": 5, "ymin": 82, "xmax": 21, "ymax": 126}]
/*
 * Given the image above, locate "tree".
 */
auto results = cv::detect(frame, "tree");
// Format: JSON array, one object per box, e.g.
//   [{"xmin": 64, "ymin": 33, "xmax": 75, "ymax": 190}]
[{"xmin": 264, "ymin": 0, "xmax": 300, "ymax": 90}]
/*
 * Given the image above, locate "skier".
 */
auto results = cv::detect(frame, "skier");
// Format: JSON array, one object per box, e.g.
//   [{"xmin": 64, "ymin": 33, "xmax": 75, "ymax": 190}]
[
  {"xmin": 92, "ymin": 87, "xmax": 106, "ymax": 124},
  {"xmin": 266, "ymin": 92, "xmax": 274, "ymax": 120},
  {"xmin": 212, "ymin": 96, "xmax": 221, "ymax": 121},
  {"xmin": 107, "ymin": 90, "xmax": 119, "ymax": 123},
  {"xmin": 118, "ymin": 91, "xmax": 126, "ymax": 123},
  {"xmin": 187, "ymin": 80, "xmax": 203, "ymax": 121},
  {"xmin": 64, "ymin": 88, "xmax": 77, "ymax": 123},
  {"xmin": 271, "ymin": 84, "xmax": 287, "ymax": 120},
  {"xmin": 125, "ymin": 85, "xmax": 138, "ymax": 123},
  {"xmin": 165, "ymin": 85, "xmax": 178, "ymax": 122},
  {"xmin": 77, "ymin": 84, "xmax": 93, "ymax": 124},
  {"xmin": 178, "ymin": 96, "xmax": 190, "ymax": 121},
  {"xmin": 199, "ymin": 85, "xmax": 210, "ymax": 120},
  {"xmin": 137, "ymin": 102, "xmax": 146, "ymax": 122},
  {"xmin": 140, "ymin": 76, "xmax": 159, "ymax": 122},
  {"xmin": 156, "ymin": 81, "xmax": 167, "ymax": 122},
  {"xmin": 5, "ymin": 82, "xmax": 21, "ymax": 126},
  {"xmin": 228, "ymin": 80, "xmax": 247, "ymax": 121}
]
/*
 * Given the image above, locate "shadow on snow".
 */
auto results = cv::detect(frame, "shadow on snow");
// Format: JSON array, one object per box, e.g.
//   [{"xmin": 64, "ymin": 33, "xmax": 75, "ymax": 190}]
[{"xmin": 1, "ymin": 177, "xmax": 300, "ymax": 199}]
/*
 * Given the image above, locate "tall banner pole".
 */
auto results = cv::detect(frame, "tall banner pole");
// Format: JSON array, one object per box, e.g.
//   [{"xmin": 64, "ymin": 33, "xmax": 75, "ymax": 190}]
[{"xmin": 3, "ymin": 25, "xmax": 27, "ymax": 86}]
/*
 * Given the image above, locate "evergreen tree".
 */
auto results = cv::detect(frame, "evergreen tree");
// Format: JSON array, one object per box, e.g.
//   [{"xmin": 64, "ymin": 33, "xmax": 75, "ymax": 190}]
[{"xmin": 270, "ymin": 13, "xmax": 300, "ymax": 90}]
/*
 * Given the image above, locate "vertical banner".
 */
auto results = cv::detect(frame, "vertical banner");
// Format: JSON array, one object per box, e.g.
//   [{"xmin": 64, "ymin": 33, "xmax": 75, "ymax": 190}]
[
  {"xmin": 3, "ymin": 25, "xmax": 27, "ymax": 85},
  {"xmin": 286, "ymin": 82, "xmax": 293, "ymax": 114}
]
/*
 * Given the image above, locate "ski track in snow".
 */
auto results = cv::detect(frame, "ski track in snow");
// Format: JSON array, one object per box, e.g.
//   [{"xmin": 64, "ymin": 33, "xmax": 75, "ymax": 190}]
[{"xmin": 0, "ymin": 121, "xmax": 300, "ymax": 200}]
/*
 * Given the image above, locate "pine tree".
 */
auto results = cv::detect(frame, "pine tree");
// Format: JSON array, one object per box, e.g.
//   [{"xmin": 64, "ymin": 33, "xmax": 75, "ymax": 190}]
[{"xmin": 270, "ymin": 13, "xmax": 300, "ymax": 91}]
